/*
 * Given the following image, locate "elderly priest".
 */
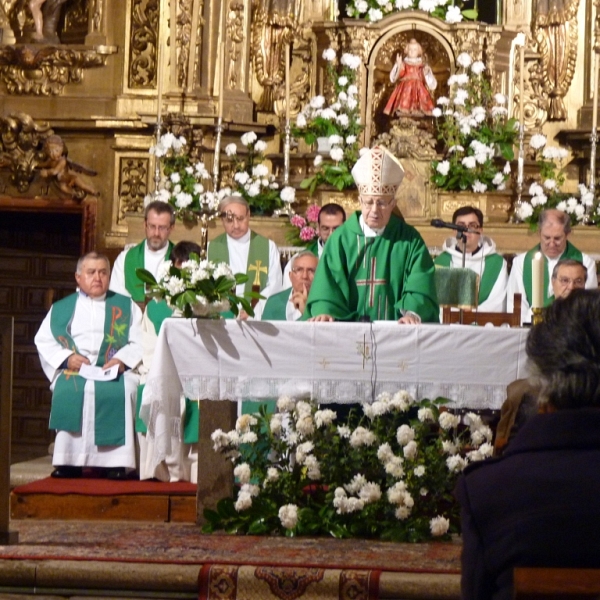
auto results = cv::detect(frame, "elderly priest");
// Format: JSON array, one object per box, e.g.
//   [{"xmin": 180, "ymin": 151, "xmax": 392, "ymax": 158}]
[
  {"xmin": 305, "ymin": 146, "xmax": 438, "ymax": 323},
  {"xmin": 35, "ymin": 252, "xmax": 143, "ymax": 480}
]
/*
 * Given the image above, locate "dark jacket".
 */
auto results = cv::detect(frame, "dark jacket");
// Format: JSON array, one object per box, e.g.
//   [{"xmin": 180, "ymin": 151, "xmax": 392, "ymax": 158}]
[{"xmin": 455, "ymin": 408, "xmax": 600, "ymax": 600}]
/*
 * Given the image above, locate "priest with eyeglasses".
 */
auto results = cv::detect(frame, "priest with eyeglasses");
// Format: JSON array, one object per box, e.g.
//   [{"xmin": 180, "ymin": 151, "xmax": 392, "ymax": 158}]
[{"xmin": 304, "ymin": 146, "xmax": 438, "ymax": 324}]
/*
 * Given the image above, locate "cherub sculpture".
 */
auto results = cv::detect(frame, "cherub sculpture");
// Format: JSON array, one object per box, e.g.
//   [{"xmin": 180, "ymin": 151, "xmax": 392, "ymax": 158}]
[
  {"xmin": 38, "ymin": 134, "xmax": 99, "ymax": 198},
  {"xmin": 383, "ymin": 38, "xmax": 437, "ymax": 117}
]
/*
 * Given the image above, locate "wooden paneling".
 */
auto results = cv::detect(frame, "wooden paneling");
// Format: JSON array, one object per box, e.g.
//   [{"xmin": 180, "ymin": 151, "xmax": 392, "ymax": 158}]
[{"xmin": 0, "ymin": 248, "xmax": 78, "ymax": 463}]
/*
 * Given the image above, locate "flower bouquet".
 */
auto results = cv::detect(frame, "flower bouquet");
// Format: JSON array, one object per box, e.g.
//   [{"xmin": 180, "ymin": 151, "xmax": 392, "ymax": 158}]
[
  {"xmin": 203, "ymin": 391, "xmax": 493, "ymax": 540},
  {"xmin": 225, "ymin": 132, "xmax": 296, "ymax": 215},
  {"xmin": 345, "ymin": 0, "xmax": 476, "ymax": 23},
  {"xmin": 514, "ymin": 134, "xmax": 594, "ymax": 229},
  {"xmin": 136, "ymin": 253, "xmax": 258, "ymax": 318},
  {"xmin": 286, "ymin": 204, "xmax": 321, "ymax": 246},
  {"xmin": 293, "ymin": 49, "xmax": 363, "ymax": 194},
  {"xmin": 149, "ymin": 132, "xmax": 222, "ymax": 224},
  {"xmin": 430, "ymin": 53, "xmax": 518, "ymax": 194}
]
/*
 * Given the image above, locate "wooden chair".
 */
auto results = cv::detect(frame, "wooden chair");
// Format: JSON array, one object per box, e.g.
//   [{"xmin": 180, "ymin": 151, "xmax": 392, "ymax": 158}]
[
  {"xmin": 442, "ymin": 293, "xmax": 522, "ymax": 327},
  {"xmin": 514, "ymin": 567, "xmax": 600, "ymax": 599}
]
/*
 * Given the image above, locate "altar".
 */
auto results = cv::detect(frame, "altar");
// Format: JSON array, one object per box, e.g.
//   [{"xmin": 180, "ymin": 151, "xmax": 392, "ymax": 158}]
[{"xmin": 141, "ymin": 319, "xmax": 529, "ymax": 520}]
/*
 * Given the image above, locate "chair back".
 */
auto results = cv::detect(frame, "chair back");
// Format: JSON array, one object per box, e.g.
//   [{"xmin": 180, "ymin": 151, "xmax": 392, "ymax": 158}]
[
  {"xmin": 442, "ymin": 293, "xmax": 522, "ymax": 327},
  {"xmin": 434, "ymin": 267, "xmax": 478, "ymax": 310},
  {"xmin": 514, "ymin": 567, "xmax": 600, "ymax": 599}
]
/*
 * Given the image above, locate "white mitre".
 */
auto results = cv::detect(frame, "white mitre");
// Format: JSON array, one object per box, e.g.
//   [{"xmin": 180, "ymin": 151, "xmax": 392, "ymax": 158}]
[{"xmin": 351, "ymin": 146, "xmax": 405, "ymax": 196}]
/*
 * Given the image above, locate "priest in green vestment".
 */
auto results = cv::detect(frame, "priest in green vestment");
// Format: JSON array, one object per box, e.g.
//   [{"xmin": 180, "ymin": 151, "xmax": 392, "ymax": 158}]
[
  {"xmin": 507, "ymin": 209, "xmax": 598, "ymax": 324},
  {"xmin": 434, "ymin": 206, "xmax": 508, "ymax": 312},
  {"xmin": 305, "ymin": 146, "xmax": 438, "ymax": 323},
  {"xmin": 34, "ymin": 252, "xmax": 143, "ymax": 479},
  {"xmin": 109, "ymin": 201, "xmax": 175, "ymax": 303}
]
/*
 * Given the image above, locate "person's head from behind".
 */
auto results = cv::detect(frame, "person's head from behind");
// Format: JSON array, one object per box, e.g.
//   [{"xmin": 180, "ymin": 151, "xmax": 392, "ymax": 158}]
[
  {"xmin": 171, "ymin": 241, "xmax": 202, "ymax": 268},
  {"xmin": 317, "ymin": 203, "xmax": 346, "ymax": 244},
  {"xmin": 538, "ymin": 208, "xmax": 570, "ymax": 259},
  {"xmin": 288, "ymin": 251, "xmax": 318, "ymax": 294},
  {"xmin": 526, "ymin": 289, "xmax": 600, "ymax": 409},
  {"xmin": 352, "ymin": 146, "xmax": 404, "ymax": 230},
  {"xmin": 451, "ymin": 206, "xmax": 483, "ymax": 253},
  {"xmin": 145, "ymin": 201, "xmax": 175, "ymax": 251},
  {"xmin": 219, "ymin": 195, "xmax": 250, "ymax": 240},
  {"xmin": 75, "ymin": 252, "xmax": 110, "ymax": 298},
  {"xmin": 551, "ymin": 259, "xmax": 587, "ymax": 299}
]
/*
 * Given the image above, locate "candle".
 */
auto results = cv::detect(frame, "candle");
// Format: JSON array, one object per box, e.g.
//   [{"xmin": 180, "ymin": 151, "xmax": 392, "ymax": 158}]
[
  {"xmin": 285, "ymin": 43, "xmax": 291, "ymax": 122},
  {"xmin": 156, "ymin": 23, "xmax": 163, "ymax": 122},
  {"xmin": 519, "ymin": 44, "xmax": 525, "ymax": 126},
  {"xmin": 531, "ymin": 251, "xmax": 544, "ymax": 309},
  {"xmin": 217, "ymin": 3, "xmax": 226, "ymax": 119},
  {"xmin": 592, "ymin": 50, "xmax": 598, "ymax": 133}
]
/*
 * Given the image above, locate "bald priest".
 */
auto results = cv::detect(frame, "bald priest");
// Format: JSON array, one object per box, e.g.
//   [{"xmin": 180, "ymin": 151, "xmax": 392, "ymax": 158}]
[{"xmin": 305, "ymin": 146, "xmax": 438, "ymax": 324}]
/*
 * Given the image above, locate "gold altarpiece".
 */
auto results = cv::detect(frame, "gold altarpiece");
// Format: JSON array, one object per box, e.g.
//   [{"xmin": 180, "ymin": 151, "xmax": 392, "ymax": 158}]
[{"xmin": 0, "ymin": 1, "xmax": 596, "ymax": 254}]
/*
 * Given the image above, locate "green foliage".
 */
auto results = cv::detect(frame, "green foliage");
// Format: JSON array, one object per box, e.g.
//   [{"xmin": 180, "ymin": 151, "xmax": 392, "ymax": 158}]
[{"xmin": 203, "ymin": 393, "xmax": 493, "ymax": 540}]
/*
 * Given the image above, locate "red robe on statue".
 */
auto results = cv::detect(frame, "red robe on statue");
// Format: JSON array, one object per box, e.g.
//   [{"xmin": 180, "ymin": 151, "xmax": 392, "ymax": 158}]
[{"xmin": 383, "ymin": 60, "xmax": 435, "ymax": 116}]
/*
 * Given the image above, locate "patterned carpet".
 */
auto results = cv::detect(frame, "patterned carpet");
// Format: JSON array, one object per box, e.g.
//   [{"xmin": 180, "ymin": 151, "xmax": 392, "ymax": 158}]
[{"xmin": 1, "ymin": 520, "xmax": 461, "ymax": 573}]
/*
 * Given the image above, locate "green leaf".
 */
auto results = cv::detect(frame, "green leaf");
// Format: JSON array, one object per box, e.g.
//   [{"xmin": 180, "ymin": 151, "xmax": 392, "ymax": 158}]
[{"xmin": 135, "ymin": 268, "xmax": 158, "ymax": 285}]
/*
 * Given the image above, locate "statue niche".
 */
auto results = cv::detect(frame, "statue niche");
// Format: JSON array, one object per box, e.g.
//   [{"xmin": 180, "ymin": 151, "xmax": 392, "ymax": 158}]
[{"xmin": 10, "ymin": 0, "xmax": 89, "ymax": 44}]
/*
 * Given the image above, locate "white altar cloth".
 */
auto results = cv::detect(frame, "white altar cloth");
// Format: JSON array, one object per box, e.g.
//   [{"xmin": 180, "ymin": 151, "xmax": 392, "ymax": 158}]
[{"xmin": 141, "ymin": 320, "xmax": 529, "ymax": 448}]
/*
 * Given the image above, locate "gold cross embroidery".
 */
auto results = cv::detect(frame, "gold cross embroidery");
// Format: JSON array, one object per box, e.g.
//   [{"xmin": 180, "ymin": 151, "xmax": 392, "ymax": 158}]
[
  {"xmin": 356, "ymin": 257, "xmax": 387, "ymax": 307},
  {"xmin": 319, "ymin": 357, "xmax": 330, "ymax": 369},
  {"xmin": 248, "ymin": 260, "xmax": 268, "ymax": 286},
  {"xmin": 356, "ymin": 334, "xmax": 372, "ymax": 369}
]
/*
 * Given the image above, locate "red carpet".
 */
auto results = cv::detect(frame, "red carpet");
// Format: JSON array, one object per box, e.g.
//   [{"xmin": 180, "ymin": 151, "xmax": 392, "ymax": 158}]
[{"xmin": 12, "ymin": 476, "xmax": 197, "ymax": 496}]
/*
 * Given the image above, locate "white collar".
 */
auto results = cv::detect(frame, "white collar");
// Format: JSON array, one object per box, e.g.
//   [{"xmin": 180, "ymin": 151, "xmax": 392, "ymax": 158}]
[
  {"xmin": 359, "ymin": 215, "xmax": 385, "ymax": 237},
  {"xmin": 228, "ymin": 230, "xmax": 251, "ymax": 244}
]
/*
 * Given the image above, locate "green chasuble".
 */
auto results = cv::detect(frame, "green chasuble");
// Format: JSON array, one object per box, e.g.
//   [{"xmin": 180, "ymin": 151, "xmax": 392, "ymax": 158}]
[
  {"xmin": 124, "ymin": 240, "xmax": 174, "ymax": 302},
  {"xmin": 434, "ymin": 252, "xmax": 503, "ymax": 305},
  {"xmin": 305, "ymin": 212, "xmax": 439, "ymax": 322},
  {"xmin": 522, "ymin": 242, "xmax": 583, "ymax": 307},
  {"xmin": 207, "ymin": 231, "xmax": 270, "ymax": 295},
  {"xmin": 135, "ymin": 299, "xmax": 199, "ymax": 443},
  {"xmin": 262, "ymin": 288, "xmax": 292, "ymax": 321},
  {"xmin": 49, "ymin": 292, "xmax": 131, "ymax": 446}
]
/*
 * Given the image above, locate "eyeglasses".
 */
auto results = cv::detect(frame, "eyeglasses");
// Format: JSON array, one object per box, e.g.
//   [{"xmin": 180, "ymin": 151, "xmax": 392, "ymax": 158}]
[
  {"xmin": 146, "ymin": 224, "xmax": 171, "ymax": 233},
  {"xmin": 291, "ymin": 267, "xmax": 316, "ymax": 276},
  {"xmin": 456, "ymin": 222, "xmax": 481, "ymax": 230},
  {"xmin": 555, "ymin": 276, "xmax": 585, "ymax": 287},
  {"xmin": 220, "ymin": 212, "xmax": 248, "ymax": 223},
  {"xmin": 360, "ymin": 198, "xmax": 394, "ymax": 209}
]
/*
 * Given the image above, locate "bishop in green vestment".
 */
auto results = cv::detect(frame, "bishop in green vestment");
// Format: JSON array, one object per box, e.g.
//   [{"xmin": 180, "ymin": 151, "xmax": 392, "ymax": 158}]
[{"xmin": 305, "ymin": 146, "xmax": 438, "ymax": 323}]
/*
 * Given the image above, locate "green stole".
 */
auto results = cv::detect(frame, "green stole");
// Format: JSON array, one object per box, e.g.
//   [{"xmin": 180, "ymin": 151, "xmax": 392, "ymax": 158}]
[
  {"xmin": 306, "ymin": 240, "xmax": 319, "ymax": 257},
  {"xmin": 49, "ymin": 292, "xmax": 131, "ymax": 446},
  {"xmin": 434, "ymin": 251, "xmax": 503, "ymax": 305},
  {"xmin": 135, "ymin": 299, "xmax": 198, "ymax": 443},
  {"xmin": 262, "ymin": 289, "xmax": 292, "ymax": 321},
  {"xmin": 208, "ymin": 232, "xmax": 270, "ymax": 294},
  {"xmin": 522, "ymin": 243, "xmax": 583, "ymax": 307},
  {"xmin": 124, "ymin": 240, "xmax": 174, "ymax": 302}
]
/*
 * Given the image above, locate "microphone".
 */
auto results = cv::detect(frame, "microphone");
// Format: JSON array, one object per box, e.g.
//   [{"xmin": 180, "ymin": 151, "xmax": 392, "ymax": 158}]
[{"xmin": 430, "ymin": 219, "xmax": 480, "ymax": 235}]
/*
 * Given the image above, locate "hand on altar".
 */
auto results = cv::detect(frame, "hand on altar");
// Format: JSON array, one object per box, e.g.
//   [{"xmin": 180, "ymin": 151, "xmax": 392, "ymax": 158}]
[
  {"xmin": 309, "ymin": 314, "xmax": 335, "ymax": 322},
  {"xmin": 238, "ymin": 310, "xmax": 250, "ymax": 321},
  {"xmin": 398, "ymin": 313, "xmax": 420, "ymax": 325},
  {"xmin": 103, "ymin": 357, "xmax": 125, "ymax": 373},
  {"xmin": 291, "ymin": 285, "xmax": 309, "ymax": 314},
  {"xmin": 67, "ymin": 353, "xmax": 91, "ymax": 372}
]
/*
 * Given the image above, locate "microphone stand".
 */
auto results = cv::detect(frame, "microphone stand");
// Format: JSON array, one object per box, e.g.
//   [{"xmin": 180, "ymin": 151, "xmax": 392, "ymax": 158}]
[{"xmin": 457, "ymin": 230, "xmax": 467, "ymax": 324}]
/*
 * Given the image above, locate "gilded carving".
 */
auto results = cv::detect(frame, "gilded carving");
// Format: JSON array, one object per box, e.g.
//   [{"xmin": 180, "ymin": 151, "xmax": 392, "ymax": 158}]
[
  {"xmin": 128, "ymin": 0, "xmax": 159, "ymax": 89},
  {"xmin": 0, "ymin": 112, "xmax": 51, "ymax": 193},
  {"xmin": 375, "ymin": 118, "xmax": 436, "ymax": 160},
  {"xmin": 532, "ymin": 0, "xmax": 580, "ymax": 120},
  {"xmin": 176, "ymin": 0, "xmax": 192, "ymax": 88},
  {"xmin": 0, "ymin": 45, "xmax": 110, "ymax": 95},
  {"xmin": 228, "ymin": 1, "xmax": 244, "ymax": 90},
  {"xmin": 117, "ymin": 157, "xmax": 148, "ymax": 222},
  {"xmin": 251, "ymin": 0, "xmax": 300, "ymax": 112}
]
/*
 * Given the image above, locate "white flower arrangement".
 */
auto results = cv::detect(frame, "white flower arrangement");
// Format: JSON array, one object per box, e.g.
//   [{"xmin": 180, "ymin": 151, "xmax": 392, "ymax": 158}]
[
  {"xmin": 431, "ymin": 53, "xmax": 518, "ymax": 194},
  {"xmin": 292, "ymin": 48, "xmax": 364, "ymax": 194},
  {"xmin": 345, "ymin": 0, "xmax": 476, "ymax": 23},
  {"xmin": 514, "ymin": 134, "xmax": 595, "ymax": 228},
  {"xmin": 136, "ymin": 254, "xmax": 257, "ymax": 318},
  {"xmin": 226, "ymin": 132, "xmax": 295, "ymax": 214},
  {"xmin": 147, "ymin": 132, "xmax": 217, "ymax": 224},
  {"xmin": 203, "ymin": 392, "xmax": 493, "ymax": 540}
]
